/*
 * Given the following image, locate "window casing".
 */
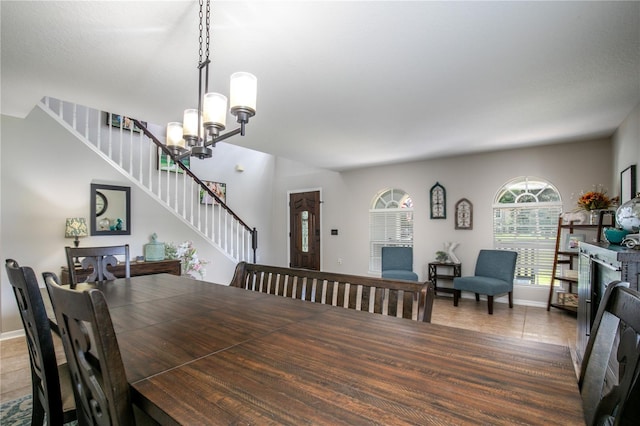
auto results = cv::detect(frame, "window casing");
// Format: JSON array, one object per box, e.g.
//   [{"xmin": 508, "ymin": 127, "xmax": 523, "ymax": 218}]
[
  {"xmin": 493, "ymin": 177, "xmax": 562, "ymax": 285},
  {"xmin": 369, "ymin": 189, "xmax": 413, "ymax": 273}
]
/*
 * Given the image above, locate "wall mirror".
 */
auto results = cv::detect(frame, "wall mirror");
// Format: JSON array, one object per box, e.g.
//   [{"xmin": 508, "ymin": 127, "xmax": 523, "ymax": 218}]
[{"xmin": 90, "ymin": 183, "xmax": 131, "ymax": 235}]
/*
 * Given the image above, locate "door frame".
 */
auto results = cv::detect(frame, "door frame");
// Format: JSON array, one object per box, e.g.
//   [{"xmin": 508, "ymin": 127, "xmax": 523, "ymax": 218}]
[{"xmin": 287, "ymin": 187, "xmax": 323, "ymax": 270}]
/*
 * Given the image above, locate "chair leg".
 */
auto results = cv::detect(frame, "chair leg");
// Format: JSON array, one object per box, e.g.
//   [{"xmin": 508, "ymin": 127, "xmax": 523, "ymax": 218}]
[
  {"xmin": 508, "ymin": 291, "xmax": 513, "ymax": 308},
  {"xmin": 475, "ymin": 293, "xmax": 480, "ymax": 302},
  {"xmin": 453, "ymin": 290, "xmax": 460, "ymax": 306},
  {"xmin": 487, "ymin": 295, "xmax": 494, "ymax": 314},
  {"xmin": 31, "ymin": 382, "xmax": 45, "ymax": 426}
]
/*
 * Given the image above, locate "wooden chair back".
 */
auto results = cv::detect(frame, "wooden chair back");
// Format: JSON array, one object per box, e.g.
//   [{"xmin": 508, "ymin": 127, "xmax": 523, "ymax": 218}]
[
  {"xmin": 231, "ymin": 262, "xmax": 434, "ymax": 322},
  {"xmin": 579, "ymin": 280, "xmax": 640, "ymax": 425},
  {"xmin": 4, "ymin": 259, "xmax": 76, "ymax": 425},
  {"xmin": 65, "ymin": 244, "xmax": 130, "ymax": 287},
  {"xmin": 43, "ymin": 271, "xmax": 135, "ymax": 426}
]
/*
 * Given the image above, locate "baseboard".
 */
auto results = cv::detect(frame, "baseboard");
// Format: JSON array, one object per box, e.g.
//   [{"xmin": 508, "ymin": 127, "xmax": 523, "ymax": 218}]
[
  {"xmin": 0, "ymin": 329, "xmax": 25, "ymax": 341},
  {"xmin": 441, "ymin": 292, "xmax": 548, "ymax": 309}
]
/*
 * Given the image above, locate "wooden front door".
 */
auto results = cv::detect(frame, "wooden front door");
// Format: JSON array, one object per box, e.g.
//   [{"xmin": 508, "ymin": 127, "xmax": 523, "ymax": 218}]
[{"xmin": 289, "ymin": 191, "xmax": 321, "ymax": 270}]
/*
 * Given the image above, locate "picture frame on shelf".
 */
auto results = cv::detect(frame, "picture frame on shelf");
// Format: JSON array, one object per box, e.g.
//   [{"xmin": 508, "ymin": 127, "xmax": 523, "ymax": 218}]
[
  {"xmin": 107, "ymin": 113, "xmax": 147, "ymax": 133},
  {"xmin": 564, "ymin": 233, "xmax": 585, "ymax": 251},
  {"xmin": 157, "ymin": 151, "xmax": 190, "ymax": 173},
  {"xmin": 620, "ymin": 164, "xmax": 636, "ymax": 204},
  {"xmin": 200, "ymin": 181, "xmax": 226, "ymax": 205}
]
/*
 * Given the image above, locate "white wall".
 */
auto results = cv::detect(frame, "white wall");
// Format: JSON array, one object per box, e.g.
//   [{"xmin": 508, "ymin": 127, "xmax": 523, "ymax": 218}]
[
  {"xmin": 274, "ymin": 138, "xmax": 613, "ymax": 307},
  {"xmin": 0, "ymin": 106, "xmax": 275, "ymax": 333},
  {"xmin": 189, "ymin": 143, "xmax": 276, "ymax": 264},
  {"xmin": 612, "ymin": 102, "xmax": 640, "ymax": 196}
]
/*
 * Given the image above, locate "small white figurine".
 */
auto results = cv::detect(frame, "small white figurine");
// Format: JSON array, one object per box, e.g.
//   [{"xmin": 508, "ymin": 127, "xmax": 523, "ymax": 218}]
[
  {"xmin": 445, "ymin": 242, "xmax": 460, "ymax": 264},
  {"xmin": 621, "ymin": 233, "xmax": 640, "ymax": 249}
]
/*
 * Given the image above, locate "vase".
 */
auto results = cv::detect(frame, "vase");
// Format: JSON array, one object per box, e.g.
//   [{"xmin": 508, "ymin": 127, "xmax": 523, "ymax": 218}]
[
  {"xmin": 615, "ymin": 196, "xmax": 640, "ymax": 232},
  {"xmin": 444, "ymin": 242, "xmax": 460, "ymax": 264},
  {"xmin": 589, "ymin": 210, "xmax": 601, "ymax": 225}
]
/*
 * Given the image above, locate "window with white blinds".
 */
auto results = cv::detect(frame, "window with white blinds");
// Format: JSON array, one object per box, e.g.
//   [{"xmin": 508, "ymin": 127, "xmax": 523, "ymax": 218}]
[
  {"xmin": 369, "ymin": 189, "xmax": 413, "ymax": 273},
  {"xmin": 493, "ymin": 177, "xmax": 562, "ymax": 285}
]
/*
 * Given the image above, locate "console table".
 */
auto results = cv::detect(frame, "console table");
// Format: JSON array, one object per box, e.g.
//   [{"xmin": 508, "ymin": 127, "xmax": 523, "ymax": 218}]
[
  {"xmin": 60, "ymin": 259, "xmax": 181, "ymax": 284},
  {"xmin": 428, "ymin": 262, "xmax": 461, "ymax": 295}
]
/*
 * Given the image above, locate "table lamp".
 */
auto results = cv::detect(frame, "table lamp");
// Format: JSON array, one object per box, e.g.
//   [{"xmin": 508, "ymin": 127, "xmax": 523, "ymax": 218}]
[{"xmin": 65, "ymin": 217, "xmax": 88, "ymax": 248}]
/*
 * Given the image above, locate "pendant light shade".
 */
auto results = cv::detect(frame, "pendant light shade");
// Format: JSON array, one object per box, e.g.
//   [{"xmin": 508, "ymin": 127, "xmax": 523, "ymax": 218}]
[
  {"xmin": 230, "ymin": 72, "xmax": 257, "ymax": 116},
  {"xmin": 203, "ymin": 93, "xmax": 228, "ymax": 129},
  {"xmin": 166, "ymin": 122, "xmax": 185, "ymax": 149},
  {"xmin": 183, "ymin": 109, "xmax": 200, "ymax": 143}
]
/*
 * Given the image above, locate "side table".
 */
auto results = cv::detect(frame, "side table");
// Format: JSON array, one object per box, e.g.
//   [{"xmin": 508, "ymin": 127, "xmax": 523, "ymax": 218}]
[
  {"xmin": 60, "ymin": 259, "xmax": 181, "ymax": 285},
  {"xmin": 428, "ymin": 262, "xmax": 461, "ymax": 295}
]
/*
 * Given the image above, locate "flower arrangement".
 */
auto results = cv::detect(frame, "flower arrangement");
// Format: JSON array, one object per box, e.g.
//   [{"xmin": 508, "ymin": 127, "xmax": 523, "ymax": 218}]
[
  {"xmin": 576, "ymin": 185, "xmax": 612, "ymax": 211},
  {"xmin": 165, "ymin": 241, "xmax": 209, "ymax": 279}
]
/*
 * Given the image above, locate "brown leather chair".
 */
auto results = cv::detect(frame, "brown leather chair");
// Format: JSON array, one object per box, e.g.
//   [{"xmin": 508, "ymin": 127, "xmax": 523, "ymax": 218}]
[
  {"xmin": 578, "ymin": 280, "xmax": 640, "ymax": 425},
  {"xmin": 65, "ymin": 244, "xmax": 130, "ymax": 287},
  {"xmin": 4, "ymin": 259, "xmax": 76, "ymax": 425}
]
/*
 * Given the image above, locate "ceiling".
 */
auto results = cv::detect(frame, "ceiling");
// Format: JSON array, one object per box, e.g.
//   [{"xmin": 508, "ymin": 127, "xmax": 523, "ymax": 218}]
[{"xmin": 2, "ymin": 1, "xmax": 639, "ymax": 171}]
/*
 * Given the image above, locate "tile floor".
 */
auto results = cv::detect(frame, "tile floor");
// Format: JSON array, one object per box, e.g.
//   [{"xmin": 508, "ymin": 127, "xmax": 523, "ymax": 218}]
[{"xmin": 0, "ymin": 295, "xmax": 578, "ymax": 404}]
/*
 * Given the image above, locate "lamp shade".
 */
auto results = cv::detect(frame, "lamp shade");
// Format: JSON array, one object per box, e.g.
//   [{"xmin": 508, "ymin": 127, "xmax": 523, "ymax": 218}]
[
  {"xmin": 203, "ymin": 93, "xmax": 227, "ymax": 129},
  {"xmin": 229, "ymin": 72, "xmax": 257, "ymax": 113},
  {"xmin": 65, "ymin": 217, "xmax": 88, "ymax": 238},
  {"xmin": 166, "ymin": 122, "xmax": 185, "ymax": 148},
  {"xmin": 183, "ymin": 109, "xmax": 201, "ymax": 141}
]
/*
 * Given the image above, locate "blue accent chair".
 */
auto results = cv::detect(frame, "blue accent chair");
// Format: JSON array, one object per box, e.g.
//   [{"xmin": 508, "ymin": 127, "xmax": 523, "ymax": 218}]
[
  {"xmin": 453, "ymin": 249, "xmax": 518, "ymax": 314},
  {"xmin": 381, "ymin": 247, "xmax": 419, "ymax": 281}
]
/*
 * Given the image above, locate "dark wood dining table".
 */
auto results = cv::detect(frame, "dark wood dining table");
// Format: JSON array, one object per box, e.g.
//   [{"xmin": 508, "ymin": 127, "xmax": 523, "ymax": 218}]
[{"xmin": 46, "ymin": 273, "xmax": 584, "ymax": 425}]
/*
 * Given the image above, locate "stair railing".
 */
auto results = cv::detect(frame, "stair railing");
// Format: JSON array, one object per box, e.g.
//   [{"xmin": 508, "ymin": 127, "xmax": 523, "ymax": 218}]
[{"xmin": 39, "ymin": 97, "xmax": 257, "ymax": 263}]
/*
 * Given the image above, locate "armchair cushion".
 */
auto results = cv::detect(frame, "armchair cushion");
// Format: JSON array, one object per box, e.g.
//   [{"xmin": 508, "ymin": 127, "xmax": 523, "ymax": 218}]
[
  {"xmin": 381, "ymin": 247, "xmax": 418, "ymax": 281},
  {"xmin": 381, "ymin": 270, "xmax": 419, "ymax": 281},
  {"xmin": 474, "ymin": 249, "xmax": 517, "ymax": 284},
  {"xmin": 453, "ymin": 276, "xmax": 511, "ymax": 296}
]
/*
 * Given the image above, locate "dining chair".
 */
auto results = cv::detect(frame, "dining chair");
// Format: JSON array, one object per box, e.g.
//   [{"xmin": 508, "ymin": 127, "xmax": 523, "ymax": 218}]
[
  {"xmin": 579, "ymin": 280, "xmax": 640, "ymax": 426},
  {"xmin": 453, "ymin": 249, "xmax": 518, "ymax": 314},
  {"xmin": 4, "ymin": 259, "xmax": 77, "ymax": 426},
  {"xmin": 44, "ymin": 271, "xmax": 153, "ymax": 425},
  {"xmin": 65, "ymin": 244, "xmax": 130, "ymax": 287},
  {"xmin": 381, "ymin": 246, "xmax": 419, "ymax": 281}
]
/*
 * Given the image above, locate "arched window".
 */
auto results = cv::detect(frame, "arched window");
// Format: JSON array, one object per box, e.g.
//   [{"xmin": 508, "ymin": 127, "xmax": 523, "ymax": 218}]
[
  {"xmin": 493, "ymin": 177, "xmax": 562, "ymax": 285},
  {"xmin": 369, "ymin": 188, "xmax": 414, "ymax": 273}
]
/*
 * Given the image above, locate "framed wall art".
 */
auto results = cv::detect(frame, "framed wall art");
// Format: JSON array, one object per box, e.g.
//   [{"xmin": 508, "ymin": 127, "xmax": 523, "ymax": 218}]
[
  {"xmin": 158, "ymin": 152, "xmax": 190, "ymax": 173},
  {"xmin": 107, "ymin": 113, "xmax": 147, "ymax": 133},
  {"xmin": 430, "ymin": 182, "xmax": 446, "ymax": 219},
  {"xmin": 455, "ymin": 198, "xmax": 473, "ymax": 230},
  {"xmin": 200, "ymin": 181, "xmax": 226, "ymax": 205},
  {"xmin": 620, "ymin": 164, "xmax": 636, "ymax": 204}
]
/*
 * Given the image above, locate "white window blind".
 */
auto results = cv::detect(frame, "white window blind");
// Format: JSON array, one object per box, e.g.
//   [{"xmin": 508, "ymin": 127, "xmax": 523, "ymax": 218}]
[
  {"xmin": 493, "ymin": 204, "xmax": 562, "ymax": 285},
  {"xmin": 369, "ymin": 208, "xmax": 413, "ymax": 272}
]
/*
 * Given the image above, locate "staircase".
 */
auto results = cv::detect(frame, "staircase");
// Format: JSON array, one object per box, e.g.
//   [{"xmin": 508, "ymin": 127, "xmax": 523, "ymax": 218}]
[{"xmin": 39, "ymin": 96, "xmax": 256, "ymax": 263}]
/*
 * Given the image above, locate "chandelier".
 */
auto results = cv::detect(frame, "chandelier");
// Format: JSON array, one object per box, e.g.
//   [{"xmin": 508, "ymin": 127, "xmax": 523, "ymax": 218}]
[{"xmin": 166, "ymin": 0, "xmax": 257, "ymax": 160}]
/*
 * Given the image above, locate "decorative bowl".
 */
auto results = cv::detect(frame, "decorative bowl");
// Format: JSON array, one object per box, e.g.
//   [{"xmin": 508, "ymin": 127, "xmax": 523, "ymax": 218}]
[{"xmin": 604, "ymin": 228, "xmax": 629, "ymax": 244}]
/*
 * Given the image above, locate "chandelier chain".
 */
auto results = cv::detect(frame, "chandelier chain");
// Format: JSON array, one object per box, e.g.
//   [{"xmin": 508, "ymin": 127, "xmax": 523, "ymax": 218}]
[
  {"xmin": 198, "ymin": 0, "xmax": 204, "ymax": 64},
  {"xmin": 205, "ymin": 0, "xmax": 210, "ymax": 60}
]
